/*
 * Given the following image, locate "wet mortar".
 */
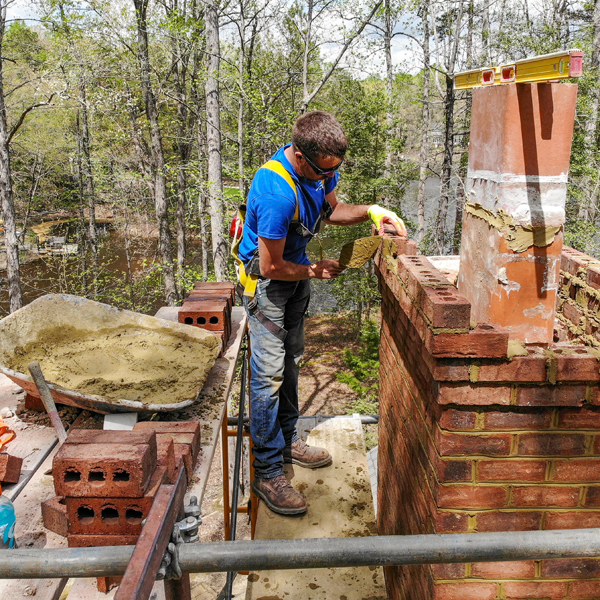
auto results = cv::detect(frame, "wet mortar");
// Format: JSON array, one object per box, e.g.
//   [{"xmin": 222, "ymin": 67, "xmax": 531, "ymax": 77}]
[{"xmin": 8, "ymin": 325, "xmax": 218, "ymax": 404}]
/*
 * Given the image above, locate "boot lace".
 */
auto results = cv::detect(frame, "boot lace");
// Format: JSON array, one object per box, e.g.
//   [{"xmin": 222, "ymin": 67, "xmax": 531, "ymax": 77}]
[{"xmin": 271, "ymin": 475, "xmax": 293, "ymax": 491}]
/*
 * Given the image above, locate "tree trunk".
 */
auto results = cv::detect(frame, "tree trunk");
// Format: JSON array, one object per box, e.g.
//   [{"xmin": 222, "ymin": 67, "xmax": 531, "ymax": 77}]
[
  {"xmin": 382, "ymin": 0, "xmax": 394, "ymax": 205},
  {"xmin": 76, "ymin": 112, "xmax": 89, "ymax": 297},
  {"xmin": 416, "ymin": 0, "xmax": 430, "ymax": 247},
  {"xmin": 436, "ymin": 0, "xmax": 463, "ymax": 255},
  {"xmin": 436, "ymin": 74, "xmax": 455, "ymax": 255},
  {"xmin": 205, "ymin": 0, "xmax": 228, "ymax": 281},
  {"xmin": 0, "ymin": 8, "xmax": 21, "ymax": 313},
  {"xmin": 79, "ymin": 76, "xmax": 98, "ymax": 297},
  {"xmin": 580, "ymin": 0, "xmax": 600, "ymax": 220},
  {"xmin": 198, "ymin": 125, "xmax": 210, "ymax": 281},
  {"xmin": 302, "ymin": 0, "xmax": 314, "ymax": 107},
  {"xmin": 133, "ymin": 0, "xmax": 177, "ymax": 305},
  {"xmin": 167, "ymin": 0, "xmax": 191, "ymax": 276}
]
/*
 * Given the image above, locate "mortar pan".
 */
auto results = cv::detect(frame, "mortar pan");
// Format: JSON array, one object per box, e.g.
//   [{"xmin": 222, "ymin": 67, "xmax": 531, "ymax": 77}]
[{"xmin": 0, "ymin": 294, "xmax": 222, "ymax": 414}]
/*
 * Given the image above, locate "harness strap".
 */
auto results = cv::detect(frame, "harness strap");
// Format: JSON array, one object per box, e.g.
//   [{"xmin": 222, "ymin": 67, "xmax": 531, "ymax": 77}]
[{"xmin": 232, "ymin": 160, "xmax": 300, "ymax": 299}]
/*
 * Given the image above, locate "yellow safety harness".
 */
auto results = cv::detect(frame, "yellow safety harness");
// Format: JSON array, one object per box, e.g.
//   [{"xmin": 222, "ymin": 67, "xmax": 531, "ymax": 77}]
[{"xmin": 231, "ymin": 160, "xmax": 299, "ymax": 299}]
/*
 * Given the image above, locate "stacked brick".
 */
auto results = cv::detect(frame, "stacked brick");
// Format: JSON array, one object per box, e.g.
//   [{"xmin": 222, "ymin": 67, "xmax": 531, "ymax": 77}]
[
  {"xmin": 179, "ymin": 282, "xmax": 236, "ymax": 352},
  {"xmin": 376, "ymin": 246, "xmax": 600, "ymax": 600},
  {"xmin": 42, "ymin": 422, "xmax": 200, "ymax": 593}
]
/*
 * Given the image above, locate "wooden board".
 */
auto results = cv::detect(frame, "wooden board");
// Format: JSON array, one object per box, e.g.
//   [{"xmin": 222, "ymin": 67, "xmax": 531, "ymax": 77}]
[{"xmin": 246, "ymin": 416, "xmax": 386, "ymax": 600}]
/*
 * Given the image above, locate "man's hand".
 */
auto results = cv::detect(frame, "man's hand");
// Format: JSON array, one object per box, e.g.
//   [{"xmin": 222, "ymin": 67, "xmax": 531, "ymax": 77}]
[
  {"xmin": 308, "ymin": 259, "xmax": 345, "ymax": 279},
  {"xmin": 368, "ymin": 205, "xmax": 407, "ymax": 236}
]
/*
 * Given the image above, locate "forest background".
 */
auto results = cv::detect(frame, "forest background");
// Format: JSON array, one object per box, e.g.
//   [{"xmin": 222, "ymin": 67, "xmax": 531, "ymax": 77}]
[{"xmin": 0, "ymin": 0, "xmax": 597, "ymax": 323}]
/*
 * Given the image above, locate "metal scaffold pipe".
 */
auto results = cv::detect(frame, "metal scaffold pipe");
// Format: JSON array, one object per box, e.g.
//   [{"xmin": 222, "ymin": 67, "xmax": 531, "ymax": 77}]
[{"xmin": 2, "ymin": 528, "xmax": 600, "ymax": 579}]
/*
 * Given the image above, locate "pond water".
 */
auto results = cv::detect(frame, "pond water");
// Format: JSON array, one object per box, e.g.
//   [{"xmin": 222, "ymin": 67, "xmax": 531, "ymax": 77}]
[
  {"xmin": 0, "ymin": 219, "xmax": 340, "ymax": 317},
  {"xmin": 0, "ymin": 225, "xmax": 169, "ymax": 317}
]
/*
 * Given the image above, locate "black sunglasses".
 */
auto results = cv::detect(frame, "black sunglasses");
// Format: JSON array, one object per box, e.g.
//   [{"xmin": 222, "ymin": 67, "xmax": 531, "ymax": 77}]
[{"xmin": 299, "ymin": 150, "xmax": 344, "ymax": 176}]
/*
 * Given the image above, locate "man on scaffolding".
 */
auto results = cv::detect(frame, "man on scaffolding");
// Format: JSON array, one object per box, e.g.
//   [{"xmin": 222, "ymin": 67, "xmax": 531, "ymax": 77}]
[{"xmin": 238, "ymin": 111, "xmax": 405, "ymax": 516}]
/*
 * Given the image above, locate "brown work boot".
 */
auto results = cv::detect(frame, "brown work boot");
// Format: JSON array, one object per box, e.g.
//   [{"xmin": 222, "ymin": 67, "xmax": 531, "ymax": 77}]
[
  {"xmin": 252, "ymin": 475, "xmax": 307, "ymax": 516},
  {"xmin": 283, "ymin": 438, "xmax": 332, "ymax": 468}
]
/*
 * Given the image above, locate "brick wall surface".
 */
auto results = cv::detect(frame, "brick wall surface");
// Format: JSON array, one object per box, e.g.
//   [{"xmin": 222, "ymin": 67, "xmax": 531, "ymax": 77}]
[{"xmin": 376, "ymin": 244, "xmax": 600, "ymax": 600}]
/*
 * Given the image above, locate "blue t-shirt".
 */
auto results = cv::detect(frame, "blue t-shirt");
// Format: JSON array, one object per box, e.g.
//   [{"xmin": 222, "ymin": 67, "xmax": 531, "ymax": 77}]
[{"xmin": 238, "ymin": 144, "xmax": 339, "ymax": 266}]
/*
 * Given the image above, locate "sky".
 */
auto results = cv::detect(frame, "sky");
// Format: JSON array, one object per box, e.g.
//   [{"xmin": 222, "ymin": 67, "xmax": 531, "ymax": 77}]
[{"xmin": 6, "ymin": 0, "xmax": 39, "ymax": 23}]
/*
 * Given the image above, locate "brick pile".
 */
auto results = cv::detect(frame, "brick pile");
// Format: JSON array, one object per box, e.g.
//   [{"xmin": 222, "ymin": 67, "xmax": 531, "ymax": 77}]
[
  {"xmin": 179, "ymin": 282, "xmax": 236, "ymax": 352},
  {"xmin": 42, "ymin": 422, "xmax": 200, "ymax": 593},
  {"xmin": 376, "ymin": 244, "xmax": 600, "ymax": 600}
]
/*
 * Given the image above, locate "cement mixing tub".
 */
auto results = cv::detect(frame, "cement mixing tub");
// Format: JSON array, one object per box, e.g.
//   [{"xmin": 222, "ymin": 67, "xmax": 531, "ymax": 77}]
[{"xmin": 0, "ymin": 294, "xmax": 222, "ymax": 413}]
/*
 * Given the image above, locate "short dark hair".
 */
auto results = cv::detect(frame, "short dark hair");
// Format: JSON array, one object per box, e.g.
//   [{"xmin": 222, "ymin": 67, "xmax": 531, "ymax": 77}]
[{"xmin": 292, "ymin": 111, "xmax": 347, "ymax": 159}]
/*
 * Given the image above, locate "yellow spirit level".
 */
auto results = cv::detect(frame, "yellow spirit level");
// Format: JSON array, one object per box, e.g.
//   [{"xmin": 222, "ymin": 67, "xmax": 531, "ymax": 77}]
[{"xmin": 454, "ymin": 49, "xmax": 584, "ymax": 90}]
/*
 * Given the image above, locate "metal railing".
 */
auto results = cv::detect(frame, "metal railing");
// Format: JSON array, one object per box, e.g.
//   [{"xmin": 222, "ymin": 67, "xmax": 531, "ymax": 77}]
[{"xmin": 2, "ymin": 527, "xmax": 600, "ymax": 578}]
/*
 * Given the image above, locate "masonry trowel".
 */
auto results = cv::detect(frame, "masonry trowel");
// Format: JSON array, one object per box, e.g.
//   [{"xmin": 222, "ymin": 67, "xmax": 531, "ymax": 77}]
[{"xmin": 338, "ymin": 236, "xmax": 383, "ymax": 269}]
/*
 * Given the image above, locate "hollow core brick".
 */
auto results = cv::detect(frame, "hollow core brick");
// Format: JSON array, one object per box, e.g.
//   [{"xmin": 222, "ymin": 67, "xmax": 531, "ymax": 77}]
[{"xmin": 54, "ymin": 442, "xmax": 155, "ymax": 498}]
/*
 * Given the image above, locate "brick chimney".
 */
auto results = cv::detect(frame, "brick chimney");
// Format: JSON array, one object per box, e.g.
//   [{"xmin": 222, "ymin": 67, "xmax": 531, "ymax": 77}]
[{"xmin": 457, "ymin": 83, "xmax": 578, "ymax": 345}]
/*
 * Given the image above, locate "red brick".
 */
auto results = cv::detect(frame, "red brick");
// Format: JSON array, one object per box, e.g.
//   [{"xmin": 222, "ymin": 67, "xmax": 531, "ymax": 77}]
[
  {"xmin": 0, "ymin": 453, "xmax": 22, "ymax": 484},
  {"xmin": 517, "ymin": 433, "xmax": 586, "ymax": 456},
  {"xmin": 590, "ymin": 435, "xmax": 600, "ymax": 454},
  {"xmin": 42, "ymin": 496, "xmax": 68, "ymax": 537},
  {"xmin": 555, "ymin": 353, "xmax": 600, "ymax": 382},
  {"xmin": 511, "ymin": 485, "xmax": 579, "ymax": 507},
  {"xmin": 542, "ymin": 558, "xmax": 600, "ymax": 578},
  {"xmin": 65, "ymin": 465, "xmax": 167, "ymax": 535},
  {"xmin": 475, "ymin": 511, "xmax": 542, "ymax": 531},
  {"xmin": 470, "ymin": 560, "xmax": 535, "ymax": 579},
  {"xmin": 431, "ymin": 563, "xmax": 466, "ymax": 580},
  {"xmin": 54, "ymin": 443, "xmax": 156, "ymax": 498},
  {"xmin": 435, "ymin": 459, "xmax": 473, "ymax": 483},
  {"xmin": 24, "ymin": 393, "xmax": 45, "ymax": 411},
  {"xmin": 65, "ymin": 429, "xmax": 156, "ymax": 447},
  {"xmin": 478, "ymin": 460, "xmax": 547, "ymax": 482},
  {"xmin": 587, "ymin": 265, "xmax": 600, "ymax": 289},
  {"xmin": 157, "ymin": 437, "xmax": 177, "ymax": 484},
  {"xmin": 584, "ymin": 486, "xmax": 600, "ymax": 506},
  {"xmin": 570, "ymin": 580, "xmax": 600, "ymax": 599},
  {"xmin": 134, "ymin": 421, "xmax": 201, "ymax": 461},
  {"xmin": 426, "ymin": 324, "xmax": 509, "ymax": 359},
  {"xmin": 186, "ymin": 291, "xmax": 233, "ymax": 310},
  {"xmin": 179, "ymin": 299, "xmax": 230, "ymax": 333},
  {"xmin": 516, "ymin": 385, "xmax": 586, "ymax": 407},
  {"xmin": 545, "ymin": 511, "xmax": 600, "ymax": 529},
  {"xmin": 433, "ymin": 582, "xmax": 497, "ymax": 600},
  {"xmin": 434, "ymin": 511, "xmax": 469, "ymax": 533},
  {"xmin": 438, "ymin": 383, "xmax": 511, "ymax": 406},
  {"xmin": 174, "ymin": 443, "xmax": 194, "ymax": 482},
  {"xmin": 420, "ymin": 286, "xmax": 471, "ymax": 329},
  {"xmin": 558, "ymin": 408, "xmax": 600, "ymax": 429},
  {"xmin": 476, "ymin": 356, "xmax": 547, "ymax": 383},
  {"xmin": 404, "ymin": 258, "xmax": 452, "ymax": 302},
  {"xmin": 432, "ymin": 360, "xmax": 472, "ymax": 381},
  {"xmin": 67, "ymin": 534, "xmax": 139, "ymax": 547},
  {"xmin": 96, "ymin": 577, "xmax": 121, "ymax": 594},
  {"xmin": 553, "ymin": 459, "xmax": 600, "ymax": 482},
  {"xmin": 439, "ymin": 409, "xmax": 477, "ymax": 430},
  {"xmin": 437, "ymin": 431, "xmax": 512, "ymax": 456},
  {"xmin": 504, "ymin": 581, "xmax": 568, "ymax": 599},
  {"xmin": 561, "ymin": 247, "xmax": 591, "ymax": 276},
  {"xmin": 436, "ymin": 485, "xmax": 507, "ymax": 509},
  {"xmin": 484, "ymin": 409, "xmax": 553, "ymax": 430},
  {"xmin": 563, "ymin": 301, "xmax": 584, "ymax": 326}
]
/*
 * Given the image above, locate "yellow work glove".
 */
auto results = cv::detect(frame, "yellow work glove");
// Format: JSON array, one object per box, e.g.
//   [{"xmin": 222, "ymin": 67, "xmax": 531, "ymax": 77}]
[{"xmin": 368, "ymin": 205, "xmax": 407, "ymax": 236}]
